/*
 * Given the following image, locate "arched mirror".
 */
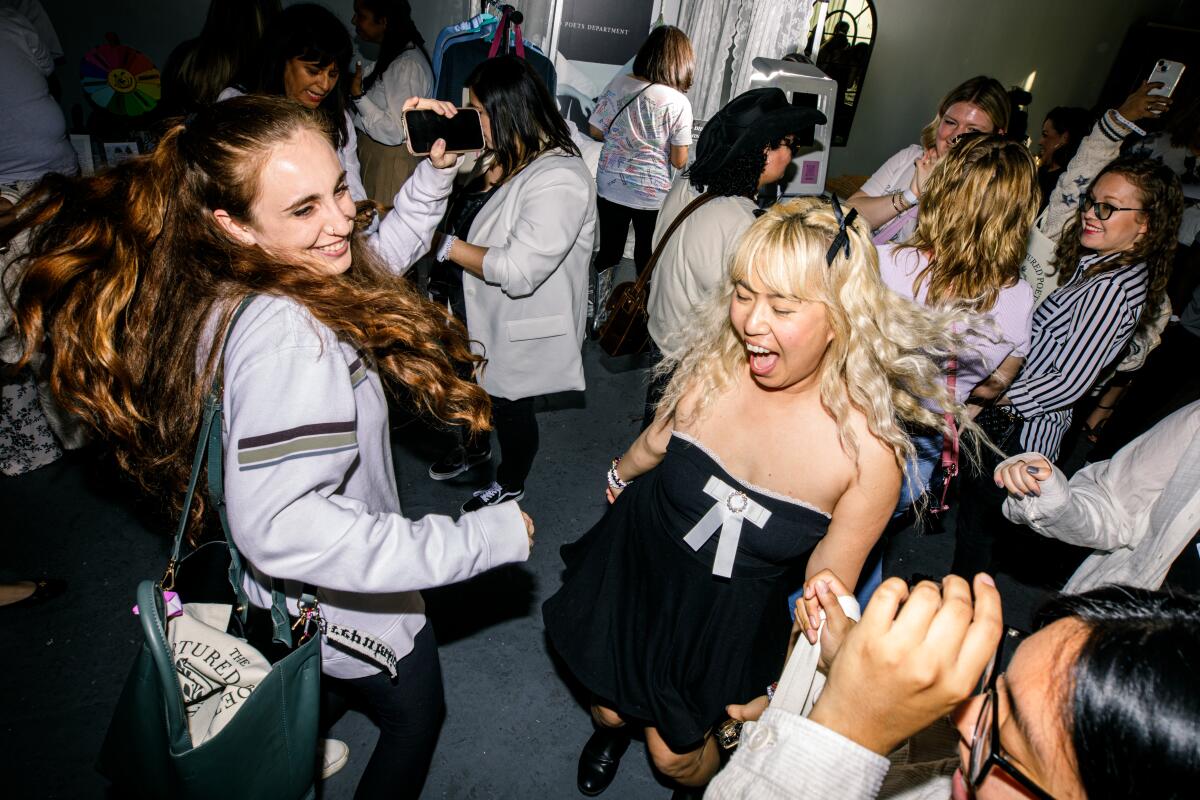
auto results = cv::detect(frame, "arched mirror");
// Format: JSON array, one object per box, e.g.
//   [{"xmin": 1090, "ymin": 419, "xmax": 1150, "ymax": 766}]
[{"xmin": 809, "ymin": 0, "xmax": 876, "ymax": 146}]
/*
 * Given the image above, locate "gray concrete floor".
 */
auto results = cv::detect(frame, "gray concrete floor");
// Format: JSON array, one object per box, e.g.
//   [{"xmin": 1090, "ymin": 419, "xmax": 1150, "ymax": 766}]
[
  {"xmin": 1, "ymin": 269, "xmax": 1055, "ymax": 797},
  {"xmin": 2, "ymin": 314, "xmax": 677, "ymax": 799}
]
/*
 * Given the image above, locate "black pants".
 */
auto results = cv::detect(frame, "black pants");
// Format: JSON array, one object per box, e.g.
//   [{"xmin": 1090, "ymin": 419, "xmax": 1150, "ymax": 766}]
[
  {"xmin": 594, "ymin": 196, "xmax": 660, "ymax": 275},
  {"xmin": 321, "ymin": 624, "xmax": 445, "ymax": 800},
  {"xmin": 467, "ymin": 394, "xmax": 539, "ymax": 490},
  {"xmin": 953, "ymin": 422, "xmax": 1088, "ymax": 588}
]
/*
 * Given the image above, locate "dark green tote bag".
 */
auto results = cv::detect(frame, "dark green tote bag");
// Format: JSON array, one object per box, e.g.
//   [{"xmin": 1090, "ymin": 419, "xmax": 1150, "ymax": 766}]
[{"xmin": 97, "ymin": 297, "xmax": 323, "ymax": 799}]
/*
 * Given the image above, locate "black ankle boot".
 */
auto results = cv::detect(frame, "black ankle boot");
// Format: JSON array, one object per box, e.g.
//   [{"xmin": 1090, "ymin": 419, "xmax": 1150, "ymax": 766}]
[{"xmin": 576, "ymin": 726, "xmax": 630, "ymax": 796}]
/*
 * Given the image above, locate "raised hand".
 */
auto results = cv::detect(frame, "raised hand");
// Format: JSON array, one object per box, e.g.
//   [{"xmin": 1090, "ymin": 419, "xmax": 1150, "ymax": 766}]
[
  {"xmin": 807, "ymin": 574, "xmax": 1003, "ymax": 756},
  {"xmin": 1118, "ymin": 81, "xmax": 1172, "ymax": 122}
]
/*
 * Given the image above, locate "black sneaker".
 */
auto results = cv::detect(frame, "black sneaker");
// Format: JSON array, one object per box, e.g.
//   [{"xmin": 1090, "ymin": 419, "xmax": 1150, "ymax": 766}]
[
  {"xmin": 461, "ymin": 481, "xmax": 524, "ymax": 513},
  {"xmin": 429, "ymin": 447, "xmax": 492, "ymax": 481}
]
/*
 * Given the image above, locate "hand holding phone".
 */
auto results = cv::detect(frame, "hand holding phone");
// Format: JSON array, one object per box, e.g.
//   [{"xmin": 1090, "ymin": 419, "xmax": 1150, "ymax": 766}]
[
  {"xmin": 404, "ymin": 104, "xmax": 484, "ymax": 158},
  {"xmin": 1147, "ymin": 59, "xmax": 1186, "ymax": 98}
]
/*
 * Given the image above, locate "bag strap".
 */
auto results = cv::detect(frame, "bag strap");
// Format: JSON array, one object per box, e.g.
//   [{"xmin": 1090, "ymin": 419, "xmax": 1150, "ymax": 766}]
[
  {"xmin": 137, "ymin": 579, "xmax": 194, "ymax": 748},
  {"xmin": 161, "ymin": 296, "xmax": 306, "ymax": 647},
  {"xmin": 631, "ymin": 191, "xmax": 718, "ymax": 294},
  {"xmin": 871, "ymin": 204, "xmax": 919, "ymax": 246},
  {"xmin": 771, "ymin": 594, "xmax": 862, "ymax": 716},
  {"xmin": 164, "ymin": 296, "xmax": 258, "ymax": 581},
  {"xmin": 932, "ymin": 359, "xmax": 959, "ymax": 516},
  {"xmin": 603, "ymin": 83, "xmax": 652, "ymax": 135}
]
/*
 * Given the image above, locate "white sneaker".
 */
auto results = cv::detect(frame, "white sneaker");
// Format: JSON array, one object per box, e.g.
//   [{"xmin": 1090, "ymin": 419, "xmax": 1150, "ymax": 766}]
[{"xmin": 320, "ymin": 738, "xmax": 350, "ymax": 779}]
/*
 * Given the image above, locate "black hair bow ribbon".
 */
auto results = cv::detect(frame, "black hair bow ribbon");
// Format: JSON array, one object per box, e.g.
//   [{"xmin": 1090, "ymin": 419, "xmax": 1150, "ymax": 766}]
[{"xmin": 826, "ymin": 196, "xmax": 859, "ymax": 267}]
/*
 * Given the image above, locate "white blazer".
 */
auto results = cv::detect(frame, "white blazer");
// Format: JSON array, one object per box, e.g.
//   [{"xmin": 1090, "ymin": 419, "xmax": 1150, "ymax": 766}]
[{"xmin": 464, "ymin": 149, "xmax": 597, "ymax": 400}]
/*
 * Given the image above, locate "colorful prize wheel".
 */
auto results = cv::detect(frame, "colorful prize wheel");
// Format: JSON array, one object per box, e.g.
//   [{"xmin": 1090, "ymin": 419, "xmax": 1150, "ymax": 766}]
[{"xmin": 81, "ymin": 36, "xmax": 161, "ymax": 116}]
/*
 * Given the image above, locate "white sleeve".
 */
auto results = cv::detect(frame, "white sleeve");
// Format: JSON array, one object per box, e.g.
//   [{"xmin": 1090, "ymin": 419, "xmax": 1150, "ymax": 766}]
[
  {"xmin": 1001, "ymin": 404, "xmax": 1196, "ymax": 550},
  {"xmin": 706, "ymin": 709, "xmax": 890, "ymax": 800},
  {"xmin": 480, "ymin": 162, "xmax": 592, "ymax": 298},
  {"xmin": 223, "ymin": 321, "xmax": 530, "ymax": 594},
  {"xmin": 859, "ymin": 147, "xmax": 918, "ymax": 197},
  {"xmin": 367, "ymin": 158, "xmax": 456, "ymax": 273},
  {"xmin": 338, "ymin": 114, "xmax": 368, "ymax": 202},
  {"xmin": 353, "ymin": 56, "xmax": 431, "ymax": 146},
  {"xmin": 669, "ymin": 94, "xmax": 693, "ymax": 146}
]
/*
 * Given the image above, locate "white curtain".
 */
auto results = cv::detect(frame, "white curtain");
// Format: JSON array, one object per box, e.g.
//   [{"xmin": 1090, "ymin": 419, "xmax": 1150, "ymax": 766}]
[
  {"xmin": 677, "ymin": 0, "xmax": 815, "ymax": 122},
  {"xmin": 675, "ymin": 0, "xmax": 742, "ymax": 122}
]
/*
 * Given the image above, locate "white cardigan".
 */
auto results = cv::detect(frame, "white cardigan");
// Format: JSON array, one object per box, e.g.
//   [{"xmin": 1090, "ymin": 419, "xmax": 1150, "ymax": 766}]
[
  {"xmin": 215, "ymin": 160, "xmax": 530, "ymax": 680},
  {"xmin": 464, "ymin": 149, "xmax": 597, "ymax": 400}
]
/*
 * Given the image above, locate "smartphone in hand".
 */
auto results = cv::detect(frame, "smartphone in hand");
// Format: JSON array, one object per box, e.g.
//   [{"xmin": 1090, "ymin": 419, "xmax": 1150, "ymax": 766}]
[
  {"xmin": 1147, "ymin": 59, "xmax": 1186, "ymax": 97},
  {"xmin": 403, "ymin": 109, "xmax": 485, "ymax": 156}
]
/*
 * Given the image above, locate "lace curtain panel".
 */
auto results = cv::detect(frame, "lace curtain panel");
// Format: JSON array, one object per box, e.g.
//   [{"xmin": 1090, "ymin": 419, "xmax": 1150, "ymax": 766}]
[{"xmin": 677, "ymin": 0, "xmax": 815, "ymax": 122}]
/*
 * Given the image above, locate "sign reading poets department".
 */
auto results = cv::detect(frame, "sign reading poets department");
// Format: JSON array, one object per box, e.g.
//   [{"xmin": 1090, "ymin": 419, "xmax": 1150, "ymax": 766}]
[{"xmin": 558, "ymin": 0, "xmax": 653, "ymax": 66}]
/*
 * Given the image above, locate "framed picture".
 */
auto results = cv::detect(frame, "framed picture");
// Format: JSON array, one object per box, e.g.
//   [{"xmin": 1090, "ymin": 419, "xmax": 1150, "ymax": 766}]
[{"xmin": 103, "ymin": 141, "xmax": 139, "ymax": 167}]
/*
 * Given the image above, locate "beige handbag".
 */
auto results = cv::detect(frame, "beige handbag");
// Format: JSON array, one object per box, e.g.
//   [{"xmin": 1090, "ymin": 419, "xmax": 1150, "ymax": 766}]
[{"xmin": 1021, "ymin": 211, "xmax": 1060, "ymax": 305}]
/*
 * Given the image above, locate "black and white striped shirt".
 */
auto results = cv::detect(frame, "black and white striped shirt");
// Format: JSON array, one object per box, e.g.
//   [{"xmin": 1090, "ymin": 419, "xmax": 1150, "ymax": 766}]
[{"xmin": 1007, "ymin": 253, "xmax": 1148, "ymax": 460}]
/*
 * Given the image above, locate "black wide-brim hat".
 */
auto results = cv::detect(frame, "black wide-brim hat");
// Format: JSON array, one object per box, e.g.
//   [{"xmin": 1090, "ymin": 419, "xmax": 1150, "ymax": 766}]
[{"xmin": 692, "ymin": 88, "xmax": 827, "ymax": 173}]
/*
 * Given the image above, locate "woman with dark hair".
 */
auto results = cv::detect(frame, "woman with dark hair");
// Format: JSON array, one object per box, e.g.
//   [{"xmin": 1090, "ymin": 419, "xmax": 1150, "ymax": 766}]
[
  {"xmin": 847, "ymin": 75, "xmax": 1010, "ymax": 244},
  {"xmin": 712, "ymin": 579, "xmax": 1200, "ymax": 799},
  {"xmin": 161, "ymin": 0, "xmax": 281, "ymax": 113},
  {"xmin": 953, "ymin": 155, "xmax": 1184, "ymax": 580},
  {"xmin": 427, "ymin": 55, "xmax": 596, "ymax": 513},
  {"xmin": 7, "ymin": 95, "xmax": 533, "ymax": 798},
  {"xmin": 587, "ymin": 25, "xmax": 694, "ymax": 327},
  {"xmin": 641, "ymin": 87, "xmax": 825, "ymax": 428},
  {"xmin": 218, "ymin": 3, "xmax": 367, "ymax": 203},
  {"xmin": 1036, "ymin": 106, "xmax": 1091, "ymax": 210},
  {"xmin": 348, "ymin": 0, "xmax": 433, "ymax": 204}
]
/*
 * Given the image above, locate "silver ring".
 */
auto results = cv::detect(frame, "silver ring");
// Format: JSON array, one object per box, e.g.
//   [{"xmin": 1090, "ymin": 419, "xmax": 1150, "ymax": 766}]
[{"xmin": 726, "ymin": 491, "xmax": 749, "ymax": 514}]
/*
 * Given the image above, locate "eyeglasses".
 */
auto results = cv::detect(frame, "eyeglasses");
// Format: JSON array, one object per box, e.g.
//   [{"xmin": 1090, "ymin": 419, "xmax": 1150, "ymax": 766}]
[
  {"xmin": 1081, "ymin": 194, "xmax": 1144, "ymax": 221},
  {"xmin": 968, "ymin": 631, "xmax": 1057, "ymax": 800}
]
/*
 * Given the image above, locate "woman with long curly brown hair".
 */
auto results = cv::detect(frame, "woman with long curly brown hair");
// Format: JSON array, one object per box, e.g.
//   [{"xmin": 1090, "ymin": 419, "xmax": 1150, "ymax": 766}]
[
  {"xmin": 6, "ymin": 95, "xmax": 533, "ymax": 797},
  {"xmin": 953, "ymin": 155, "xmax": 1183, "ymax": 581}
]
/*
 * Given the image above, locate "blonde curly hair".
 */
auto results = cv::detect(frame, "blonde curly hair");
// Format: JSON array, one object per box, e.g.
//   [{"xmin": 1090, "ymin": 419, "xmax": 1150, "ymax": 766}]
[{"xmin": 656, "ymin": 197, "xmax": 985, "ymax": 473}]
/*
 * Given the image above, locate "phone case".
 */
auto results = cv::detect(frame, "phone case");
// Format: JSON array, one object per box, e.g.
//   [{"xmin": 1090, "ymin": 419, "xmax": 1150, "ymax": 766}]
[
  {"xmin": 403, "ymin": 110, "xmax": 483, "ymax": 157},
  {"xmin": 1147, "ymin": 60, "xmax": 1186, "ymax": 97}
]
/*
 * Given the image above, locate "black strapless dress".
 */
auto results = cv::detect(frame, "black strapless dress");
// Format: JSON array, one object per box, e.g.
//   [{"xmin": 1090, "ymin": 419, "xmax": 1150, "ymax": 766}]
[{"xmin": 542, "ymin": 433, "xmax": 830, "ymax": 752}]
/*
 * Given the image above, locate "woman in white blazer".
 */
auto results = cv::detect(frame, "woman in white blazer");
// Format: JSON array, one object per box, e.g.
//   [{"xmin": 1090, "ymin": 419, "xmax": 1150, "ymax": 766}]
[{"xmin": 432, "ymin": 55, "xmax": 597, "ymax": 512}]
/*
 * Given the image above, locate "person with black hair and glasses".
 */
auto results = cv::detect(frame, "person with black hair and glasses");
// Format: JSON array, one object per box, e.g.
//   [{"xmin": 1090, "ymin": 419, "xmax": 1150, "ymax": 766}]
[
  {"xmin": 348, "ymin": 0, "xmax": 432, "ymax": 204},
  {"xmin": 219, "ymin": 3, "xmax": 366, "ymax": 203},
  {"xmin": 641, "ymin": 88, "xmax": 825, "ymax": 428},
  {"xmin": 712, "ymin": 578, "xmax": 1200, "ymax": 799},
  {"xmin": 427, "ymin": 56, "xmax": 596, "ymax": 513}
]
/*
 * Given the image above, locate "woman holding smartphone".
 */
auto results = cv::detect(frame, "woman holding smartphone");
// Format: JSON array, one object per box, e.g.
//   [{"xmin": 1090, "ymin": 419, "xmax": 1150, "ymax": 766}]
[
  {"xmin": 429, "ymin": 55, "xmax": 597, "ymax": 513},
  {"xmin": 953, "ymin": 155, "xmax": 1183, "ymax": 581},
  {"xmin": 9, "ymin": 95, "xmax": 534, "ymax": 798}
]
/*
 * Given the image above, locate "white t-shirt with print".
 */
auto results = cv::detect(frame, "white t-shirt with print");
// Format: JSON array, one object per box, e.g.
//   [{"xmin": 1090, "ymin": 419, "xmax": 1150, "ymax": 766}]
[
  {"xmin": 589, "ymin": 73, "xmax": 692, "ymax": 210},
  {"xmin": 859, "ymin": 144, "xmax": 922, "ymax": 243}
]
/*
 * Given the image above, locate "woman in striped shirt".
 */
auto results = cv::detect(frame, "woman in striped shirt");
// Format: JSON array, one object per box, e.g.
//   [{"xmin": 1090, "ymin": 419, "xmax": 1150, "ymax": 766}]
[{"xmin": 953, "ymin": 156, "xmax": 1182, "ymax": 580}]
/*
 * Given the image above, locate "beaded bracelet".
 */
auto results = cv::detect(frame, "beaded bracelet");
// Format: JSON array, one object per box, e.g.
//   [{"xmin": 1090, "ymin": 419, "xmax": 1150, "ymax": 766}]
[
  {"xmin": 606, "ymin": 457, "xmax": 630, "ymax": 491},
  {"xmin": 436, "ymin": 234, "xmax": 457, "ymax": 263},
  {"xmin": 766, "ymin": 681, "xmax": 779, "ymax": 703}
]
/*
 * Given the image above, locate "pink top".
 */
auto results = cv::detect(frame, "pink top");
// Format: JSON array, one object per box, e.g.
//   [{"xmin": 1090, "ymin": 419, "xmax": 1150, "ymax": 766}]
[{"xmin": 877, "ymin": 244, "xmax": 1035, "ymax": 404}]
